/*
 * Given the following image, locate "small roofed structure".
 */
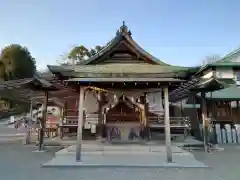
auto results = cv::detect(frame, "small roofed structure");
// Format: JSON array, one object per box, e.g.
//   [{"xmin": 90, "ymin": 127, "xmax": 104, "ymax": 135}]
[
  {"xmin": 0, "ymin": 76, "xmax": 59, "ymax": 150},
  {"xmin": 169, "ymin": 75, "xmax": 227, "ymax": 151},
  {"xmin": 203, "ymin": 85, "xmax": 240, "ymax": 125}
]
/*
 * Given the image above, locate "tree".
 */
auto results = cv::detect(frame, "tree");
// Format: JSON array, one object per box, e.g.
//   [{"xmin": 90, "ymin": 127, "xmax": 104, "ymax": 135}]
[
  {"xmin": 68, "ymin": 45, "xmax": 89, "ymax": 64},
  {"xmin": 67, "ymin": 45, "xmax": 105, "ymax": 64},
  {"xmin": 0, "ymin": 62, "xmax": 5, "ymax": 80},
  {"xmin": 0, "ymin": 44, "xmax": 36, "ymax": 114},
  {"xmin": 202, "ymin": 54, "xmax": 221, "ymax": 65},
  {"xmin": 0, "ymin": 44, "xmax": 36, "ymax": 80},
  {"xmin": 88, "ymin": 45, "xmax": 104, "ymax": 57},
  {"xmin": 89, "ymin": 48, "xmax": 97, "ymax": 57},
  {"xmin": 95, "ymin": 45, "xmax": 104, "ymax": 52}
]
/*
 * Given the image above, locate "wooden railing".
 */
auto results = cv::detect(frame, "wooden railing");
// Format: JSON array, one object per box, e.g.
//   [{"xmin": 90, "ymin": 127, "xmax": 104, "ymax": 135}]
[
  {"xmin": 106, "ymin": 113, "xmax": 140, "ymax": 122},
  {"xmin": 148, "ymin": 116, "xmax": 190, "ymax": 128},
  {"xmin": 62, "ymin": 116, "xmax": 78, "ymax": 126},
  {"xmin": 61, "ymin": 113, "xmax": 99, "ymax": 126}
]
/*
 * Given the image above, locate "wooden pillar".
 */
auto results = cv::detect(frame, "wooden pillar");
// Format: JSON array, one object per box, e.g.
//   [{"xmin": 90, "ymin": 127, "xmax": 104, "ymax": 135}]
[
  {"xmin": 163, "ymin": 87, "xmax": 172, "ymax": 163},
  {"xmin": 200, "ymin": 91, "xmax": 208, "ymax": 152},
  {"xmin": 38, "ymin": 91, "xmax": 48, "ymax": 151},
  {"xmin": 63, "ymin": 99, "xmax": 68, "ymax": 121},
  {"xmin": 98, "ymin": 92, "xmax": 104, "ymax": 137},
  {"xmin": 237, "ymin": 101, "xmax": 239, "ymax": 123},
  {"xmin": 237, "ymin": 101, "xmax": 239, "ymax": 111},
  {"xmin": 143, "ymin": 93, "xmax": 148, "ymax": 126},
  {"xmin": 142, "ymin": 93, "xmax": 149, "ymax": 140},
  {"xmin": 76, "ymin": 86, "xmax": 84, "ymax": 162},
  {"xmin": 24, "ymin": 100, "xmax": 33, "ymax": 145}
]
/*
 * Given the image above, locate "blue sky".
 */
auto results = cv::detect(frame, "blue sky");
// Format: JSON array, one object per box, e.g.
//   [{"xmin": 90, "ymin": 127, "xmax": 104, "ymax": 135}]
[{"xmin": 0, "ymin": 0, "xmax": 240, "ymax": 70}]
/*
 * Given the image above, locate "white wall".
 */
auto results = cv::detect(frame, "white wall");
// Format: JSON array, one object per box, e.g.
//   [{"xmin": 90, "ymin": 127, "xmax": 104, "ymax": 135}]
[{"xmin": 215, "ymin": 68, "xmax": 234, "ymax": 79}]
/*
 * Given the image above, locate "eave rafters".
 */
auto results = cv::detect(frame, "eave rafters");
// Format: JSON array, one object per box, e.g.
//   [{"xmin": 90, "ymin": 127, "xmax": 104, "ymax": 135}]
[{"xmin": 169, "ymin": 77, "xmax": 225, "ymax": 102}]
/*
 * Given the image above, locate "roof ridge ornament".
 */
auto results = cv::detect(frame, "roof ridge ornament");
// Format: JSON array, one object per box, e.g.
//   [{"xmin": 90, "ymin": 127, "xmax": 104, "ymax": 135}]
[{"xmin": 116, "ymin": 21, "xmax": 132, "ymax": 36}]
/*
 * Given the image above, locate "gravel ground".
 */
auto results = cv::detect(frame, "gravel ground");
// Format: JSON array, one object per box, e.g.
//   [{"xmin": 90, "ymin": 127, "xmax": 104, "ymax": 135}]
[
  {"xmin": 193, "ymin": 145, "xmax": 240, "ymax": 180},
  {"xmin": 1, "ymin": 142, "xmax": 239, "ymax": 180}
]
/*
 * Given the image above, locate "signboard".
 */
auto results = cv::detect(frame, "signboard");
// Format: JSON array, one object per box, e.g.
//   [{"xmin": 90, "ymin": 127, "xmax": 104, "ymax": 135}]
[{"xmin": 46, "ymin": 106, "xmax": 60, "ymax": 128}]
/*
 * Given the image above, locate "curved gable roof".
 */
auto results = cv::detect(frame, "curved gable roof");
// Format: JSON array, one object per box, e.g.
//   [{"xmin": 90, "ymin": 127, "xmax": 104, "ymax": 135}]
[{"xmin": 81, "ymin": 22, "xmax": 169, "ymax": 65}]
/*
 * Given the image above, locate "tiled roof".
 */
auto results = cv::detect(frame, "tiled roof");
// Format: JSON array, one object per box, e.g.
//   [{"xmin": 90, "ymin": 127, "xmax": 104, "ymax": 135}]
[
  {"xmin": 205, "ymin": 85, "xmax": 240, "ymax": 100},
  {"xmin": 73, "ymin": 64, "xmax": 189, "ymax": 74},
  {"xmin": 0, "ymin": 76, "xmax": 56, "ymax": 90},
  {"xmin": 196, "ymin": 48, "xmax": 240, "ymax": 75},
  {"xmin": 48, "ymin": 63, "xmax": 195, "ymax": 79},
  {"xmin": 215, "ymin": 47, "xmax": 240, "ymax": 64},
  {"xmin": 169, "ymin": 77, "xmax": 225, "ymax": 102}
]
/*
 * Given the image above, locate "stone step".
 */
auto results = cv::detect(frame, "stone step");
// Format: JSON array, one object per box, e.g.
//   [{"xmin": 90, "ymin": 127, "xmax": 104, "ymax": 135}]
[
  {"xmin": 55, "ymin": 144, "xmax": 190, "ymax": 156},
  {"xmin": 56, "ymin": 150, "xmax": 193, "ymax": 156}
]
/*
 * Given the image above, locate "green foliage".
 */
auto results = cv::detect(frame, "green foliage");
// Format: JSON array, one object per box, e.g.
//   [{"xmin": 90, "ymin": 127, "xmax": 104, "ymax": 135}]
[
  {"xmin": 202, "ymin": 54, "xmax": 221, "ymax": 65},
  {"xmin": 0, "ymin": 44, "xmax": 36, "ymax": 80},
  {"xmin": 68, "ymin": 45, "xmax": 89, "ymax": 63},
  {"xmin": 67, "ymin": 45, "xmax": 104, "ymax": 64},
  {"xmin": 94, "ymin": 45, "xmax": 104, "ymax": 52},
  {"xmin": 0, "ymin": 44, "xmax": 36, "ymax": 112},
  {"xmin": 89, "ymin": 49, "xmax": 97, "ymax": 57}
]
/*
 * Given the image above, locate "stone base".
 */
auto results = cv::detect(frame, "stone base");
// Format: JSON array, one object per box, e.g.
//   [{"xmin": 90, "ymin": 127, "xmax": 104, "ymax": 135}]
[
  {"xmin": 33, "ymin": 150, "xmax": 46, "ymax": 153},
  {"xmin": 42, "ymin": 144, "xmax": 208, "ymax": 168},
  {"xmin": 55, "ymin": 144, "xmax": 189, "ymax": 155},
  {"xmin": 42, "ymin": 154, "xmax": 207, "ymax": 168}
]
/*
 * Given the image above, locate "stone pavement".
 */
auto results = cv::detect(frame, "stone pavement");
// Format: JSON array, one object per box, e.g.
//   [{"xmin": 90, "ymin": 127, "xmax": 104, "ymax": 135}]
[
  {"xmin": 1, "ymin": 142, "xmax": 240, "ymax": 180},
  {"xmin": 0, "ymin": 120, "xmax": 238, "ymax": 179}
]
